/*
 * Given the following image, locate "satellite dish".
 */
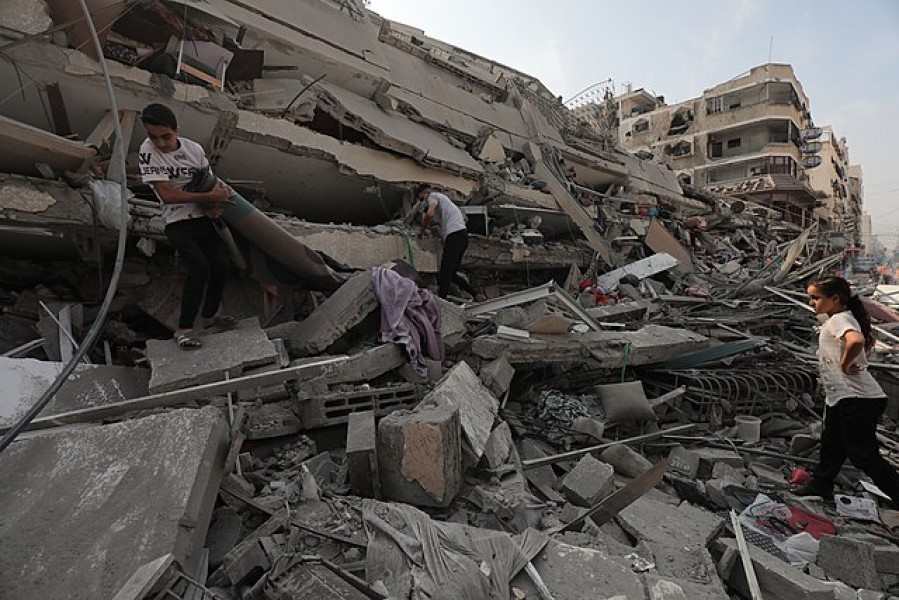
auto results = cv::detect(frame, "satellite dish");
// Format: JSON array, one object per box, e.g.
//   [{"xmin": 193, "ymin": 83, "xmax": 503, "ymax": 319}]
[
  {"xmin": 803, "ymin": 155, "xmax": 822, "ymax": 169},
  {"xmin": 801, "ymin": 127, "xmax": 823, "ymax": 141},
  {"xmin": 801, "ymin": 141, "xmax": 822, "ymax": 154}
]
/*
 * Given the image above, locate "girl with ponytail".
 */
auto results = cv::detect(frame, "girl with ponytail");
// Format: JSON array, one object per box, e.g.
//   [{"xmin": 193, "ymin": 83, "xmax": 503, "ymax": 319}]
[{"xmin": 796, "ymin": 276, "xmax": 899, "ymax": 507}]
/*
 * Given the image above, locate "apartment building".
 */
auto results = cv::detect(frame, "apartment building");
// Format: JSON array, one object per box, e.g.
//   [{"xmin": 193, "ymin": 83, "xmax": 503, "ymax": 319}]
[{"xmin": 615, "ymin": 64, "xmax": 840, "ymax": 230}]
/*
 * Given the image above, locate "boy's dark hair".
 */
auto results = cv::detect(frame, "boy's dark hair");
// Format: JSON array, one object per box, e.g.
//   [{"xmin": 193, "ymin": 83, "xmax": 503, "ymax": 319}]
[
  {"xmin": 809, "ymin": 275, "xmax": 875, "ymax": 348},
  {"xmin": 140, "ymin": 103, "xmax": 178, "ymax": 129},
  {"xmin": 415, "ymin": 183, "xmax": 432, "ymax": 197}
]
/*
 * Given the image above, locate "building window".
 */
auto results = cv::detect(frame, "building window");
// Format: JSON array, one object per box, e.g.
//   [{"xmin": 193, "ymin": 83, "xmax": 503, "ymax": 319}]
[
  {"xmin": 709, "ymin": 141, "xmax": 723, "ymax": 158},
  {"xmin": 666, "ymin": 141, "xmax": 692, "ymax": 157},
  {"xmin": 707, "ymin": 97, "xmax": 722, "ymax": 114},
  {"xmin": 633, "ymin": 119, "xmax": 649, "ymax": 133},
  {"xmin": 727, "ymin": 138, "xmax": 741, "ymax": 149}
]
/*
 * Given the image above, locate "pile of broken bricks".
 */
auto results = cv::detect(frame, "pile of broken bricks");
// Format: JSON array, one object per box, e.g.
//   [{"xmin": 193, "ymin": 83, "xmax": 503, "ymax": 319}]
[{"xmin": 3, "ymin": 256, "xmax": 899, "ymax": 600}]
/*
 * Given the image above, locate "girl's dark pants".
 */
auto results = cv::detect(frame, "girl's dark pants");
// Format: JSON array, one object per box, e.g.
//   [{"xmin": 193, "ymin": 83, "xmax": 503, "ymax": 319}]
[
  {"xmin": 815, "ymin": 396, "xmax": 899, "ymax": 505},
  {"xmin": 165, "ymin": 217, "xmax": 230, "ymax": 330}
]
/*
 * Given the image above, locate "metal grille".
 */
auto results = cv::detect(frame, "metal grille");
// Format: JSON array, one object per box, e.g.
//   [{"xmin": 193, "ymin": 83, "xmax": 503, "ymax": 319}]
[{"xmin": 647, "ymin": 367, "xmax": 818, "ymax": 419}]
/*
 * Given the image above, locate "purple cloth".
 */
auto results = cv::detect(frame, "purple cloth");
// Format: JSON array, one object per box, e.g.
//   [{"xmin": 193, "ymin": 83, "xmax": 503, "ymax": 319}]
[{"xmin": 371, "ymin": 267, "xmax": 444, "ymax": 377}]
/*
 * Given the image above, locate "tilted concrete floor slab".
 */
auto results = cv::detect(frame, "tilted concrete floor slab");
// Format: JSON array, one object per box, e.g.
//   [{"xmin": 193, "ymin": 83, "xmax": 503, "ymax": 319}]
[
  {"xmin": 146, "ymin": 319, "xmax": 278, "ymax": 394},
  {"xmin": 0, "ymin": 407, "xmax": 229, "ymax": 600},
  {"xmin": 0, "ymin": 356, "xmax": 149, "ymax": 428}
]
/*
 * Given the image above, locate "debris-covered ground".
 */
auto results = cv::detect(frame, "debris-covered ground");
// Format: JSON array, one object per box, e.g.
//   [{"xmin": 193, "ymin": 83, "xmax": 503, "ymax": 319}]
[{"xmin": 1, "ymin": 2, "xmax": 899, "ymax": 600}]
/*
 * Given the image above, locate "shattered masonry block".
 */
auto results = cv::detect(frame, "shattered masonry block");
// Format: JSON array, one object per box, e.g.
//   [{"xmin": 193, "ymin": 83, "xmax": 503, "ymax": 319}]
[
  {"xmin": 346, "ymin": 411, "xmax": 380, "ymax": 498},
  {"xmin": 377, "ymin": 400, "xmax": 462, "ymax": 507},
  {"xmin": 482, "ymin": 421, "xmax": 514, "ymax": 469},
  {"xmin": 600, "ymin": 444, "xmax": 653, "ymax": 479},
  {"xmin": 0, "ymin": 407, "xmax": 228, "ymax": 599},
  {"xmin": 562, "ymin": 454, "xmax": 615, "ymax": 507},
  {"xmin": 266, "ymin": 269, "xmax": 378, "ymax": 357},
  {"xmin": 668, "ymin": 446, "xmax": 743, "ymax": 480},
  {"xmin": 818, "ymin": 534, "xmax": 881, "ymax": 591},
  {"xmin": 667, "ymin": 446, "xmax": 701, "ymax": 479},
  {"xmin": 717, "ymin": 538, "xmax": 835, "ymax": 600},
  {"xmin": 478, "ymin": 355, "xmax": 515, "ymax": 398},
  {"xmin": 426, "ymin": 361, "xmax": 499, "ymax": 459}
]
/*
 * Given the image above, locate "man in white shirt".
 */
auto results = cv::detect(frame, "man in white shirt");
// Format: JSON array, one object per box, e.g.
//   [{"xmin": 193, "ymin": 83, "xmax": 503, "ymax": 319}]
[{"xmin": 409, "ymin": 184, "xmax": 483, "ymax": 300}]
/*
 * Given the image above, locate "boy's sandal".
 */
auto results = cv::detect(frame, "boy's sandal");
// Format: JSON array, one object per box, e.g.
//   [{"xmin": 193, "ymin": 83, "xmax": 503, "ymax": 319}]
[{"xmin": 176, "ymin": 333, "xmax": 203, "ymax": 349}]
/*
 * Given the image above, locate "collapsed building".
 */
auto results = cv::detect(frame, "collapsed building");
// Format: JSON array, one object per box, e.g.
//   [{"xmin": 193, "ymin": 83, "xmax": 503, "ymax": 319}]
[{"xmin": 1, "ymin": 2, "xmax": 899, "ymax": 600}]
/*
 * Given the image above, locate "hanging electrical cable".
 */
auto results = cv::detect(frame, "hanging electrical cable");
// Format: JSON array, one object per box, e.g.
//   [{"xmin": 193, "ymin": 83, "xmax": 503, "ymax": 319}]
[{"xmin": 0, "ymin": 0, "xmax": 130, "ymax": 453}]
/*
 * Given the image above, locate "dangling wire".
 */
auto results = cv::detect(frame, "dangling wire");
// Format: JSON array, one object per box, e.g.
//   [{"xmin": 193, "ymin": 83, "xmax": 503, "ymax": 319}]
[{"xmin": 0, "ymin": 0, "xmax": 131, "ymax": 453}]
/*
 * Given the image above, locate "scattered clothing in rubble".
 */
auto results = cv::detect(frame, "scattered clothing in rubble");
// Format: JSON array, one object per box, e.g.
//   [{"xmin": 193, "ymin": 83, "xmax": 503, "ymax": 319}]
[
  {"xmin": 528, "ymin": 390, "xmax": 605, "ymax": 442},
  {"xmin": 371, "ymin": 267, "xmax": 444, "ymax": 377}
]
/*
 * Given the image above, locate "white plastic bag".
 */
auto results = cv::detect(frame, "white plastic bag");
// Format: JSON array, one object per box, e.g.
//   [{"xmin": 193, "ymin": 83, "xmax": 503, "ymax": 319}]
[
  {"xmin": 89, "ymin": 180, "xmax": 132, "ymax": 230},
  {"xmin": 783, "ymin": 532, "xmax": 819, "ymax": 565}
]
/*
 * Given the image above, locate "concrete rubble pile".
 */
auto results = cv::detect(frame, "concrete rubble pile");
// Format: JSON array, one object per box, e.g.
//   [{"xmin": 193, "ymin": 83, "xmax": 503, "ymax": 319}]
[{"xmin": 2, "ymin": 2, "xmax": 899, "ymax": 600}]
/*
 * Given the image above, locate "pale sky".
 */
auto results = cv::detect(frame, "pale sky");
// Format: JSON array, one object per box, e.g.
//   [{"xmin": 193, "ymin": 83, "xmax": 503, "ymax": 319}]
[{"xmin": 369, "ymin": 0, "xmax": 899, "ymax": 246}]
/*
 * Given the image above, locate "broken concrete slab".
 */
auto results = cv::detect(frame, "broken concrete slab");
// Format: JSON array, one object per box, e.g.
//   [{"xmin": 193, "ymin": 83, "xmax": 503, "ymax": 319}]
[
  {"xmin": 562, "ymin": 454, "xmax": 615, "ymax": 507},
  {"xmin": 618, "ymin": 495, "xmax": 724, "ymax": 549},
  {"xmin": 346, "ymin": 410, "xmax": 380, "ymax": 498},
  {"xmin": 0, "ymin": 356, "xmax": 149, "ymax": 427},
  {"xmin": 266, "ymin": 270, "xmax": 378, "ymax": 357},
  {"xmin": 716, "ymin": 537, "xmax": 835, "ymax": 600},
  {"xmin": 377, "ymin": 399, "xmax": 462, "ymax": 507},
  {"xmin": 0, "ymin": 407, "xmax": 228, "ymax": 599},
  {"xmin": 643, "ymin": 573, "xmax": 730, "ymax": 600},
  {"xmin": 478, "ymin": 355, "xmax": 514, "ymax": 399},
  {"xmin": 570, "ymin": 416, "xmax": 605, "ymax": 441},
  {"xmin": 111, "ymin": 554, "xmax": 178, "ymax": 600},
  {"xmin": 510, "ymin": 539, "xmax": 645, "ymax": 600},
  {"xmin": 426, "ymin": 361, "xmax": 499, "ymax": 459},
  {"xmin": 146, "ymin": 319, "xmax": 278, "ymax": 394},
  {"xmin": 818, "ymin": 534, "xmax": 881, "ymax": 591},
  {"xmin": 471, "ymin": 325, "xmax": 709, "ymax": 366},
  {"xmin": 600, "ymin": 443, "xmax": 654, "ymax": 479},
  {"xmin": 644, "ymin": 220, "xmax": 694, "ymax": 274},
  {"xmin": 586, "ymin": 299, "xmax": 653, "ymax": 322}
]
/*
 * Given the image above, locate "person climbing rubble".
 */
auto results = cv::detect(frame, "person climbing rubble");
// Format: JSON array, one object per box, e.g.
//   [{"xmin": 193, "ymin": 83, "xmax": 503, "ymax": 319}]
[
  {"xmin": 139, "ymin": 103, "xmax": 238, "ymax": 349},
  {"xmin": 795, "ymin": 275, "xmax": 899, "ymax": 507},
  {"xmin": 405, "ymin": 183, "xmax": 485, "ymax": 301}
]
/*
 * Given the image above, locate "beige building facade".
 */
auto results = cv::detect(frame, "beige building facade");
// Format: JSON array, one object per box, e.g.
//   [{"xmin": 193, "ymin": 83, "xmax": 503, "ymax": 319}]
[{"xmin": 612, "ymin": 64, "xmax": 862, "ymax": 238}]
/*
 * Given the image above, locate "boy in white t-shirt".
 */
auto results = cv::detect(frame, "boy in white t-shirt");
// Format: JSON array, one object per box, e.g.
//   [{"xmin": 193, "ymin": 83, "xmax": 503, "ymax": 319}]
[
  {"xmin": 139, "ymin": 103, "xmax": 235, "ymax": 349},
  {"xmin": 796, "ymin": 275, "xmax": 899, "ymax": 507}
]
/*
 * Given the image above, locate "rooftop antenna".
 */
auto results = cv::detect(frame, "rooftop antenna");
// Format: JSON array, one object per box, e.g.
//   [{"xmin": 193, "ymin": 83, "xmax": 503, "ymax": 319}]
[{"xmin": 768, "ymin": 36, "xmax": 774, "ymax": 64}]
